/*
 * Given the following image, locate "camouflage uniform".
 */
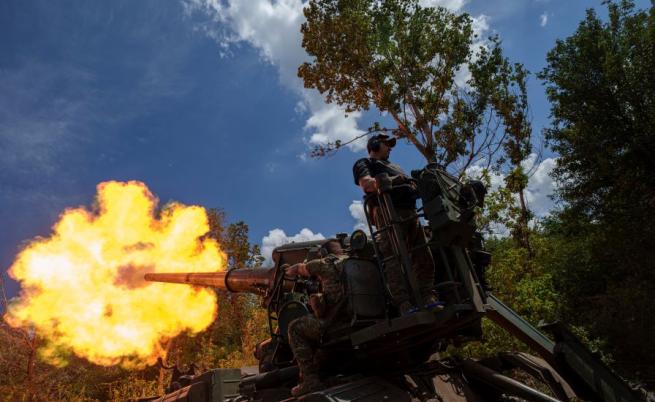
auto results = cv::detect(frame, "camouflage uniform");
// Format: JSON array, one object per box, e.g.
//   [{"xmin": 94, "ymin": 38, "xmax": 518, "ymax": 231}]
[
  {"xmin": 374, "ymin": 207, "xmax": 435, "ymax": 308},
  {"xmin": 288, "ymin": 254, "xmax": 348, "ymax": 395}
]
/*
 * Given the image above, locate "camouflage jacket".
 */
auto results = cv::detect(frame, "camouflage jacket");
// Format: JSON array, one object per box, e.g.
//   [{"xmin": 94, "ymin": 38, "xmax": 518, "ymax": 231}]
[{"xmin": 305, "ymin": 254, "xmax": 348, "ymax": 309}]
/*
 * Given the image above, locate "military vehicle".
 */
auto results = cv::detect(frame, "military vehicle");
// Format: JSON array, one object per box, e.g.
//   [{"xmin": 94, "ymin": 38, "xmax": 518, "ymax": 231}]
[{"xmin": 141, "ymin": 163, "xmax": 644, "ymax": 402}]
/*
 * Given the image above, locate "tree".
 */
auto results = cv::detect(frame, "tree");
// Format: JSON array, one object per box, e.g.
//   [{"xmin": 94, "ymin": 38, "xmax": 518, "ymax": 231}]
[
  {"xmin": 299, "ymin": 0, "xmax": 530, "ymax": 174},
  {"xmin": 538, "ymin": 0, "xmax": 655, "ymax": 380},
  {"xmin": 205, "ymin": 208, "xmax": 263, "ymax": 268},
  {"xmin": 539, "ymin": 0, "xmax": 655, "ymax": 227},
  {"xmin": 502, "ymin": 67, "xmax": 533, "ymax": 254},
  {"xmin": 166, "ymin": 209, "xmax": 267, "ymax": 372},
  {"xmin": 301, "ymin": 0, "xmax": 538, "ymax": 256}
]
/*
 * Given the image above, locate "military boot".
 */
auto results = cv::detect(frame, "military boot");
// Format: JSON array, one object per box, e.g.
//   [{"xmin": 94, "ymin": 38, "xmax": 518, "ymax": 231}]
[
  {"xmin": 291, "ymin": 372, "xmax": 324, "ymax": 397},
  {"xmin": 292, "ymin": 350, "xmax": 325, "ymax": 397},
  {"xmin": 424, "ymin": 294, "xmax": 445, "ymax": 311},
  {"xmin": 399, "ymin": 301, "xmax": 417, "ymax": 316}
]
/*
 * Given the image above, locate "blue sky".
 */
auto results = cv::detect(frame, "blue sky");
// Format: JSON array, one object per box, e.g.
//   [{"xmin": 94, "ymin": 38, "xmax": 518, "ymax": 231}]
[{"xmin": 1, "ymin": 0, "xmax": 649, "ymax": 299}]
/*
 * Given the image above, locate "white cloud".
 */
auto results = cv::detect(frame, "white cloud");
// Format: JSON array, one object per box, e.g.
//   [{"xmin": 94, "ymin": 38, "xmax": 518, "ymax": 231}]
[
  {"xmin": 465, "ymin": 154, "xmax": 558, "ymax": 236},
  {"xmin": 260, "ymin": 227, "xmax": 325, "ymax": 265},
  {"xmin": 522, "ymin": 155, "xmax": 557, "ymax": 217},
  {"xmin": 465, "ymin": 162, "xmax": 505, "ymax": 191},
  {"xmin": 349, "ymin": 200, "xmax": 370, "ymax": 233},
  {"xmin": 465, "ymin": 153, "xmax": 558, "ymax": 219},
  {"xmin": 453, "ymin": 14, "xmax": 490, "ymax": 88},
  {"xmin": 472, "ymin": 14, "xmax": 490, "ymax": 34},
  {"xmin": 183, "ymin": 0, "xmax": 485, "ymax": 153},
  {"xmin": 539, "ymin": 12, "xmax": 548, "ymax": 27},
  {"xmin": 464, "ymin": 163, "xmax": 509, "ymax": 237},
  {"xmin": 184, "ymin": 0, "xmax": 367, "ymax": 151},
  {"xmin": 304, "ymin": 95, "xmax": 366, "ymax": 151},
  {"xmin": 419, "ymin": 0, "xmax": 468, "ymax": 10}
]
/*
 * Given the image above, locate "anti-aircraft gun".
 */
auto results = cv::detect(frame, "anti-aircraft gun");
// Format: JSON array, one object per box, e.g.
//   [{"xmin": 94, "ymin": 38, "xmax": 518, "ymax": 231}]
[{"xmin": 141, "ymin": 163, "xmax": 644, "ymax": 402}]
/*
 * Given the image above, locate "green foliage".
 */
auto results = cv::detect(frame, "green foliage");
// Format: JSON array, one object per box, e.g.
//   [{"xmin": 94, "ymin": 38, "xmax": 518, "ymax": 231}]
[
  {"xmin": 538, "ymin": 0, "xmax": 655, "ymax": 381},
  {"xmin": 446, "ymin": 2, "xmax": 655, "ymax": 386},
  {"xmin": 451, "ymin": 233, "xmax": 560, "ymax": 359},
  {"xmin": 0, "ymin": 322, "xmax": 162, "ymax": 401},
  {"xmin": 504, "ymin": 166, "xmax": 529, "ymax": 194},
  {"xmin": 539, "ymin": 0, "xmax": 655, "ymax": 224},
  {"xmin": 106, "ymin": 376, "xmax": 160, "ymax": 402},
  {"xmin": 300, "ymin": 0, "xmax": 529, "ymax": 169},
  {"xmin": 217, "ymin": 308, "xmax": 270, "ymax": 368},
  {"xmin": 206, "ymin": 208, "xmax": 264, "ymax": 268},
  {"xmin": 470, "ymin": 167, "xmax": 533, "ymax": 252}
]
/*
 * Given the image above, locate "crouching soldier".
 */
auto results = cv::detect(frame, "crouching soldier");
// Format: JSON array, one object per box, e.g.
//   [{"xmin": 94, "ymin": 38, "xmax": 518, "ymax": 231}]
[{"xmin": 284, "ymin": 240, "xmax": 348, "ymax": 396}]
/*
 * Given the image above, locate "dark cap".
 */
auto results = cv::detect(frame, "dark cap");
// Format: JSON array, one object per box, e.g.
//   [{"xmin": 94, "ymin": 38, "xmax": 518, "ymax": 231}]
[{"xmin": 367, "ymin": 134, "xmax": 397, "ymax": 153}]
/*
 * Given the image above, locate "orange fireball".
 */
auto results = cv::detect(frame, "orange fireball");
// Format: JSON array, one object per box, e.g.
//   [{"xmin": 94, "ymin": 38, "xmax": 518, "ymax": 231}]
[{"xmin": 4, "ymin": 181, "xmax": 226, "ymax": 368}]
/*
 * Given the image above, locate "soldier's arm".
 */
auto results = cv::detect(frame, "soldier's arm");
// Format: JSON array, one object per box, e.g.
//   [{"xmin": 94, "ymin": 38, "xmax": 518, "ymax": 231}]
[
  {"xmin": 358, "ymin": 176, "xmax": 378, "ymax": 193},
  {"xmin": 354, "ymin": 158, "xmax": 377, "ymax": 193},
  {"xmin": 285, "ymin": 262, "xmax": 310, "ymax": 277},
  {"xmin": 359, "ymin": 175, "xmax": 408, "ymax": 193},
  {"xmin": 305, "ymin": 258, "xmax": 331, "ymax": 278}
]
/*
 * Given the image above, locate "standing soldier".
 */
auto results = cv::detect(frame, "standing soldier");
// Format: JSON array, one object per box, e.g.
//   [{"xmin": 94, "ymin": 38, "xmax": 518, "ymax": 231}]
[
  {"xmin": 285, "ymin": 240, "xmax": 348, "ymax": 396},
  {"xmin": 352, "ymin": 134, "xmax": 436, "ymax": 315}
]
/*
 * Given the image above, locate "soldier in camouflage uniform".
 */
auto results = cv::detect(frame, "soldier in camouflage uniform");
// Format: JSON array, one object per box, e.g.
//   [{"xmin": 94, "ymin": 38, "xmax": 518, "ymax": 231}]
[
  {"xmin": 285, "ymin": 240, "xmax": 348, "ymax": 396},
  {"xmin": 353, "ymin": 134, "xmax": 436, "ymax": 315}
]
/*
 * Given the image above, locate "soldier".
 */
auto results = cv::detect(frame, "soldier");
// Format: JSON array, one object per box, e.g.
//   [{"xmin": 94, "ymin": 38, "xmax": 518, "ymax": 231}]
[
  {"xmin": 285, "ymin": 239, "xmax": 348, "ymax": 396},
  {"xmin": 352, "ymin": 134, "xmax": 436, "ymax": 315}
]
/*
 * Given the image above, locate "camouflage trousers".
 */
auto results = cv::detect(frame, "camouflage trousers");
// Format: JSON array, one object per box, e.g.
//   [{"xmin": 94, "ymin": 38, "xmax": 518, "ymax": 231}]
[
  {"xmin": 374, "ymin": 207, "xmax": 435, "ymax": 307},
  {"xmin": 287, "ymin": 314, "xmax": 323, "ymax": 378}
]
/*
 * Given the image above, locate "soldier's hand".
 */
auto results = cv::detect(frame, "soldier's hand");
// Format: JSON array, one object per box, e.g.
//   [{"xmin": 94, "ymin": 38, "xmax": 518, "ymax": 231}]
[
  {"xmin": 285, "ymin": 264, "xmax": 299, "ymax": 277},
  {"xmin": 285, "ymin": 263, "xmax": 308, "ymax": 277},
  {"xmin": 358, "ymin": 176, "xmax": 378, "ymax": 193}
]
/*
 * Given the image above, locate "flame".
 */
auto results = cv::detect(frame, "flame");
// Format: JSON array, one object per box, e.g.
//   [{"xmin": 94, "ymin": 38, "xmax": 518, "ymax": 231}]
[{"xmin": 4, "ymin": 181, "xmax": 226, "ymax": 368}]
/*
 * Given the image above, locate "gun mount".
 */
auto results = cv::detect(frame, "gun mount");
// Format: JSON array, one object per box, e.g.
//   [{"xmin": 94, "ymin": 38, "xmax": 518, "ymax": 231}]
[{"xmin": 140, "ymin": 163, "xmax": 644, "ymax": 402}]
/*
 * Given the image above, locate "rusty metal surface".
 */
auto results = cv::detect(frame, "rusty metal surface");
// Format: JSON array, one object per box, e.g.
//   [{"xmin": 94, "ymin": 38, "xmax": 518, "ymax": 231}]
[
  {"xmin": 460, "ymin": 359, "xmax": 561, "ymax": 402},
  {"xmin": 300, "ymin": 377, "xmax": 412, "ymax": 402},
  {"xmin": 433, "ymin": 373, "xmax": 486, "ymax": 402},
  {"xmin": 144, "ymin": 267, "xmax": 276, "ymax": 294}
]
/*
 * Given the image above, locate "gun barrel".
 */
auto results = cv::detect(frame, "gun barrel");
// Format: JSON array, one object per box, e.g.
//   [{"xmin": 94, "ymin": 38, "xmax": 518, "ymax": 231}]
[{"xmin": 144, "ymin": 267, "xmax": 276, "ymax": 294}]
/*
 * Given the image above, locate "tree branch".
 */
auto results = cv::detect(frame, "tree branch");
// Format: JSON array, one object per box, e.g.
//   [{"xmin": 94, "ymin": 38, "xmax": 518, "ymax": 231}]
[{"xmin": 0, "ymin": 270, "xmax": 9, "ymax": 315}]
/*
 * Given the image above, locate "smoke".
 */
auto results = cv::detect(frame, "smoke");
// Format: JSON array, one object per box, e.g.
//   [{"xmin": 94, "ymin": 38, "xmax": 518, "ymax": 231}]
[{"xmin": 261, "ymin": 228, "xmax": 325, "ymax": 265}]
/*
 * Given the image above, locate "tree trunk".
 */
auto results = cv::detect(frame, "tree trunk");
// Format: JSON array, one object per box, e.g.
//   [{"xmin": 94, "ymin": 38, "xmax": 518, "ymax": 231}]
[
  {"xmin": 26, "ymin": 338, "xmax": 35, "ymax": 380},
  {"xmin": 22, "ymin": 334, "xmax": 37, "ymax": 399},
  {"xmin": 517, "ymin": 189, "xmax": 533, "ymax": 258},
  {"xmin": 158, "ymin": 339, "xmax": 174, "ymax": 394},
  {"xmin": 0, "ymin": 272, "xmax": 8, "ymax": 315}
]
